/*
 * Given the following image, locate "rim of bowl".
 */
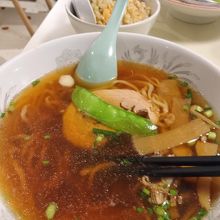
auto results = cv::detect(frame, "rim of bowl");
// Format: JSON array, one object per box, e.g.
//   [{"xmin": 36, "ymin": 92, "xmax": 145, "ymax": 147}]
[
  {"xmin": 65, "ymin": 0, "xmax": 161, "ymax": 29},
  {"xmin": 0, "ymin": 32, "xmax": 219, "ymax": 75},
  {"xmin": 166, "ymin": 0, "xmax": 220, "ymax": 11}
]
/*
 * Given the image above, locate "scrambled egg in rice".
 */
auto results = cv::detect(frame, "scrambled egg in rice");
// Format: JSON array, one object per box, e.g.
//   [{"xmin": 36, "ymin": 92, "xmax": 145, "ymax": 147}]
[{"xmin": 90, "ymin": 0, "xmax": 151, "ymax": 25}]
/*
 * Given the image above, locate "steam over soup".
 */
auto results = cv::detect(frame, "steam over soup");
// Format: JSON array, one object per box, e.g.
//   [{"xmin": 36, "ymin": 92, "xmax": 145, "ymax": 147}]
[{"xmin": 0, "ymin": 61, "xmax": 220, "ymax": 220}]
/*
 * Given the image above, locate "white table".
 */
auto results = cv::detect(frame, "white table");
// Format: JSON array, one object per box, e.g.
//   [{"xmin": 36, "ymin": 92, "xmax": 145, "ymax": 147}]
[{"xmin": 24, "ymin": 0, "xmax": 220, "ymax": 68}]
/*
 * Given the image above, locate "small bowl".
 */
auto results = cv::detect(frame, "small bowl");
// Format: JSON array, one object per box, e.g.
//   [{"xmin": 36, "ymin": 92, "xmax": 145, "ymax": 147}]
[
  {"xmin": 65, "ymin": 0, "xmax": 160, "ymax": 34},
  {"xmin": 164, "ymin": 0, "xmax": 220, "ymax": 24}
]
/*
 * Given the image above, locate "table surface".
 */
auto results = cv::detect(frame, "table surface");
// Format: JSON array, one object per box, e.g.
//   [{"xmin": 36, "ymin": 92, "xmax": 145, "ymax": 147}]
[{"xmin": 24, "ymin": 0, "xmax": 220, "ymax": 68}]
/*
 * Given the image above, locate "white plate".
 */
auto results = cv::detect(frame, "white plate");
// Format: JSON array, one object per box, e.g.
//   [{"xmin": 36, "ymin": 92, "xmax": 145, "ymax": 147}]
[{"xmin": 164, "ymin": 0, "xmax": 220, "ymax": 24}]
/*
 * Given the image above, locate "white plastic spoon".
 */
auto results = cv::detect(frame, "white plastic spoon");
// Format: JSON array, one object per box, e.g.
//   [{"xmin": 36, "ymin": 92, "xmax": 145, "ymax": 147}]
[{"xmin": 75, "ymin": 0, "xmax": 129, "ymax": 86}]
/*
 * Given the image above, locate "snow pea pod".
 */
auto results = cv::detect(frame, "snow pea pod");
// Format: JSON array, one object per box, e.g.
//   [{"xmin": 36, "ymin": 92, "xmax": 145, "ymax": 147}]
[{"xmin": 72, "ymin": 86, "xmax": 157, "ymax": 136}]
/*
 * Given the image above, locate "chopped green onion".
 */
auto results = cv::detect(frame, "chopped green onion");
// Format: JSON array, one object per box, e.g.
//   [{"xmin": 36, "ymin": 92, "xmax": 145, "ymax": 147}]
[
  {"xmin": 135, "ymin": 207, "xmax": 144, "ymax": 213},
  {"xmin": 95, "ymin": 134, "xmax": 104, "ymax": 143},
  {"xmin": 185, "ymin": 89, "xmax": 193, "ymax": 99},
  {"xmin": 197, "ymin": 208, "xmax": 208, "ymax": 217},
  {"xmin": 168, "ymin": 75, "xmax": 177, "ymax": 79},
  {"xmin": 165, "ymin": 215, "xmax": 171, "ymax": 220},
  {"xmin": 154, "ymin": 206, "xmax": 166, "ymax": 216},
  {"xmin": 207, "ymin": 131, "xmax": 217, "ymax": 141},
  {"xmin": 179, "ymin": 81, "xmax": 188, "ymax": 87},
  {"xmin": 42, "ymin": 160, "xmax": 50, "ymax": 166},
  {"xmin": 7, "ymin": 101, "xmax": 15, "ymax": 112},
  {"xmin": 183, "ymin": 104, "xmax": 190, "ymax": 112},
  {"xmin": 93, "ymin": 128, "xmax": 119, "ymax": 138},
  {"xmin": 204, "ymin": 109, "xmax": 213, "ymax": 118},
  {"xmin": 32, "ymin": 79, "xmax": 40, "ymax": 87},
  {"xmin": 140, "ymin": 187, "xmax": 150, "ymax": 199},
  {"xmin": 157, "ymin": 216, "xmax": 166, "ymax": 220},
  {"xmin": 45, "ymin": 202, "xmax": 58, "ymax": 220},
  {"xmin": 120, "ymin": 159, "xmax": 132, "ymax": 166},
  {"xmin": 189, "ymin": 208, "xmax": 208, "ymax": 220},
  {"xmin": 93, "ymin": 134, "xmax": 105, "ymax": 149},
  {"xmin": 157, "ymin": 215, "xmax": 170, "ymax": 220},
  {"xmin": 44, "ymin": 134, "xmax": 51, "ymax": 140},
  {"xmin": 23, "ymin": 135, "xmax": 31, "ymax": 141},
  {"xmin": 142, "ymin": 188, "xmax": 150, "ymax": 196},
  {"xmin": 194, "ymin": 105, "xmax": 204, "ymax": 113},
  {"xmin": 169, "ymin": 189, "xmax": 178, "ymax": 196},
  {"xmin": 147, "ymin": 207, "xmax": 153, "ymax": 215},
  {"xmin": 162, "ymin": 201, "xmax": 170, "ymax": 210},
  {"xmin": 162, "ymin": 183, "xmax": 168, "ymax": 189},
  {"xmin": 0, "ymin": 112, "xmax": 5, "ymax": 118},
  {"xmin": 216, "ymin": 120, "xmax": 220, "ymax": 125},
  {"xmin": 204, "ymin": 106, "xmax": 212, "ymax": 111},
  {"xmin": 153, "ymin": 205, "xmax": 171, "ymax": 220},
  {"xmin": 93, "ymin": 129, "xmax": 121, "ymax": 146}
]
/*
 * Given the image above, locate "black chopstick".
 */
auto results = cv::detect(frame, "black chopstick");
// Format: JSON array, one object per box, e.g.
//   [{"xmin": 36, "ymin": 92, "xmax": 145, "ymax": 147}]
[
  {"xmin": 110, "ymin": 155, "xmax": 220, "ymax": 177},
  {"xmin": 139, "ymin": 165, "xmax": 220, "ymax": 177},
  {"xmin": 112, "ymin": 155, "xmax": 220, "ymax": 166},
  {"xmin": 133, "ymin": 155, "xmax": 220, "ymax": 166}
]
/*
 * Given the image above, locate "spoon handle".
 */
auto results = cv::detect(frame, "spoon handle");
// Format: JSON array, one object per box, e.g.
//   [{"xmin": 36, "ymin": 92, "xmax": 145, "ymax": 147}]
[{"xmin": 102, "ymin": 0, "xmax": 129, "ymax": 36}]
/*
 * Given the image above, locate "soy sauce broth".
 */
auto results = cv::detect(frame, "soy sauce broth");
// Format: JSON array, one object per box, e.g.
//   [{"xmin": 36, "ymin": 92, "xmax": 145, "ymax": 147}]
[{"xmin": 0, "ymin": 61, "xmax": 218, "ymax": 220}]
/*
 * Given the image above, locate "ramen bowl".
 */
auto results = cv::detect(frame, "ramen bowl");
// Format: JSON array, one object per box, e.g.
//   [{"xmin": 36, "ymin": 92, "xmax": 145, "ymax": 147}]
[
  {"xmin": 65, "ymin": 0, "xmax": 160, "ymax": 34},
  {"xmin": 0, "ymin": 33, "xmax": 220, "ymax": 219}
]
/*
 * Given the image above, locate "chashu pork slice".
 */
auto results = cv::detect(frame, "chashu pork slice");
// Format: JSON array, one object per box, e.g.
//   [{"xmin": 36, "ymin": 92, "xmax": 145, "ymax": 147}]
[{"xmin": 94, "ymin": 89, "xmax": 159, "ymax": 124}]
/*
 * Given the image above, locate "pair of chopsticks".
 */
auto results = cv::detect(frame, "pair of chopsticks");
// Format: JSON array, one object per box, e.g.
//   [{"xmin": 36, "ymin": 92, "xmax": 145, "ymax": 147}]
[{"xmin": 110, "ymin": 155, "xmax": 220, "ymax": 177}]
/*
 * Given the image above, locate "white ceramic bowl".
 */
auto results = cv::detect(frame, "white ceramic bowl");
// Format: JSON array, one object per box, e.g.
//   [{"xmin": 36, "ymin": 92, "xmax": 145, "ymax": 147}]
[
  {"xmin": 0, "ymin": 33, "xmax": 220, "ymax": 219},
  {"xmin": 65, "ymin": 0, "xmax": 160, "ymax": 34},
  {"xmin": 164, "ymin": 0, "xmax": 220, "ymax": 24}
]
